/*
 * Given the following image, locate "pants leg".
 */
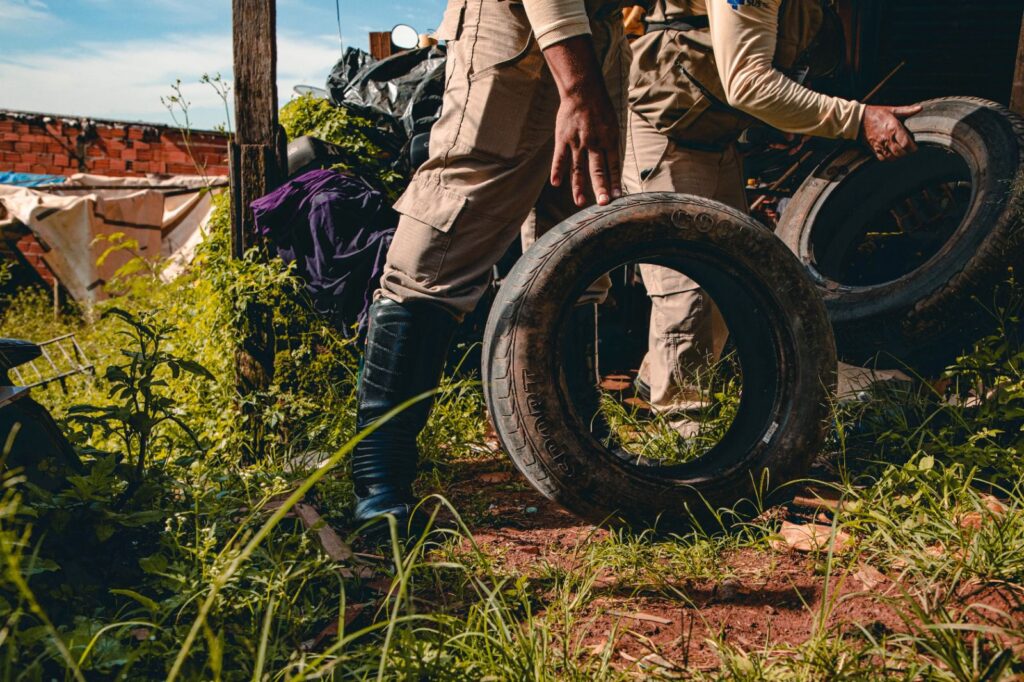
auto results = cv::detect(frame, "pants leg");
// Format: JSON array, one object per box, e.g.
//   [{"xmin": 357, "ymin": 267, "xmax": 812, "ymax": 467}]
[
  {"xmin": 380, "ymin": 0, "xmax": 629, "ymax": 319},
  {"xmin": 622, "ymin": 109, "xmax": 747, "ymax": 412}
]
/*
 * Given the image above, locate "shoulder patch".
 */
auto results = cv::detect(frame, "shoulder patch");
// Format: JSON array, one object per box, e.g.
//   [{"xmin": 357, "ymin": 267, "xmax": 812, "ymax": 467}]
[{"xmin": 726, "ymin": 0, "xmax": 767, "ymax": 8}]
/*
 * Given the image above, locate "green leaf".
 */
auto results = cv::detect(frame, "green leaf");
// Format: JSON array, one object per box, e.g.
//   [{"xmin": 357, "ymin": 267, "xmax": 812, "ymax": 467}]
[
  {"xmin": 109, "ymin": 589, "xmax": 160, "ymax": 614},
  {"xmin": 175, "ymin": 360, "xmax": 215, "ymax": 380},
  {"xmin": 139, "ymin": 554, "xmax": 169, "ymax": 575}
]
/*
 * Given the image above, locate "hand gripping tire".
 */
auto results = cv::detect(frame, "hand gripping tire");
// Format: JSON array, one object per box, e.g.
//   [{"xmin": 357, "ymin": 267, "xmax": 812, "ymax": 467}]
[
  {"xmin": 776, "ymin": 98, "xmax": 1024, "ymax": 370},
  {"xmin": 482, "ymin": 193, "xmax": 837, "ymax": 528}
]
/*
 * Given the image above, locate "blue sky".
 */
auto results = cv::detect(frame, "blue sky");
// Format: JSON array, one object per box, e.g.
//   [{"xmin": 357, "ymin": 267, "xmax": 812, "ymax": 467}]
[{"xmin": 0, "ymin": 0, "xmax": 445, "ymax": 129}]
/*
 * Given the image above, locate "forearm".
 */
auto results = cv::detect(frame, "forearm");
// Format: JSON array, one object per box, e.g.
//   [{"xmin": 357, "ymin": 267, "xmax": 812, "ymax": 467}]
[
  {"xmin": 724, "ymin": 66, "xmax": 865, "ymax": 139},
  {"xmin": 542, "ymin": 34, "xmax": 606, "ymax": 99}
]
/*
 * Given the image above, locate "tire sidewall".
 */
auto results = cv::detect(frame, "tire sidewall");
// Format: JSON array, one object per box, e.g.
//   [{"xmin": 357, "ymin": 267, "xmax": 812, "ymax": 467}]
[{"xmin": 484, "ymin": 193, "xmax": 837, "ymax": 526}]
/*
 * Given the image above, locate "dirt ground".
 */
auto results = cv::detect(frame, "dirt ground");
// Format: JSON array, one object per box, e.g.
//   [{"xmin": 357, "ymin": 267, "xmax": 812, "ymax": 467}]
[{"xmin": 434, "ymin": 450, "xmax": 1023, "ymax": 673}]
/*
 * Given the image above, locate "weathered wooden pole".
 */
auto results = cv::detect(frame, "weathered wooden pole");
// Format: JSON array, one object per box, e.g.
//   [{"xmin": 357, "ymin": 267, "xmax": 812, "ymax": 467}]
[
  {"xmin": 1012, "ymin": 10, "xmax": 1024, "ymax": 115},
  {"xmin": 230, "ymin": 0, "xmax": 286, "ymax": 256},
  {"xmin": 230, "ymin": 0, "xmax": 286, "ymax": 456}
]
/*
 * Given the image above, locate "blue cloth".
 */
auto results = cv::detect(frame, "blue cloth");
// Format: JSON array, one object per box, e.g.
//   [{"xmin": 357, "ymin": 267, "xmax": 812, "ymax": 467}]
[
  {"xmin": 251, "ymin": 169, "xmax": 397, "ymax": 338},
  {"xmin": 0, "ymin": 172, "xmax": 64, "ymax": 187}
]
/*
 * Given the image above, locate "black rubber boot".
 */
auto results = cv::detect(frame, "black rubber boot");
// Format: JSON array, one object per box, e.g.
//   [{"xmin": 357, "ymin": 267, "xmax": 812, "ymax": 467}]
[{"xmin": 352, "ymin": 298, "xmax": 458, "ymax": 530}]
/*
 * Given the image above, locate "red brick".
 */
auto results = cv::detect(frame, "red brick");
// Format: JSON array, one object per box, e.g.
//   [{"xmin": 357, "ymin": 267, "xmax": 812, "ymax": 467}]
[
  {"xmin": 136, "ymin": 149, "xmax": 152, "ymax": 161},
  {"xmin": 14, "ymin": 142, "xmax": 29, "ymax": 152},
  {"xmin": 21, "ymin": 153, "xmax": 38, "ymax": 164},
  {"xmin": 121, "ymin": 148, "xmax": 137, "ymax": 161},
  {"xmin": 108, "ymin": 158, "xmax": 126, "ymax": 171},
  {"xmin": 128, "ymin": 128, "xmax": 144, "ymax": 141},
  {"xmin": 29, "ymin": 165, "xmax": 48, "ymax": 174},
  {"xmin": 0, "ymin": 121, "xmax": 13, "ymax": 132},
  {"xmin": 13, "ymin": 163, "xmax": 30, "ymax": 172}
]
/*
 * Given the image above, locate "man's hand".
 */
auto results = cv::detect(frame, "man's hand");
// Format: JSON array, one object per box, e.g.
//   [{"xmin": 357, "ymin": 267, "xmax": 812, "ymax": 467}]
[
  {"xmin": 861, "ymin": 105, "xmax": 922, "ymax": 161},
  {"xmin": 543, "ymin": 35, "xmax": 622, "ymax": 207}
]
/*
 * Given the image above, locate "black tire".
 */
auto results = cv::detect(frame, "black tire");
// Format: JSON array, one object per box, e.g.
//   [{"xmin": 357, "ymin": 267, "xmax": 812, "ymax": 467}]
[
  {"xmin": 776, "ymin": 97, "xmax": 1024, "ymax": 370},
  {"xmin": 482, "ymin": 193, "xmax": 837, "ymax": 528}
]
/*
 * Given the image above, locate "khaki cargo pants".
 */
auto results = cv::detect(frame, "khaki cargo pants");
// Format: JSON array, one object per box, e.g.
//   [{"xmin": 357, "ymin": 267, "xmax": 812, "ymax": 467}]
[
  {"xmin": 379, "ymin": 0, "xmax": 629, "ymax": 316},
  {"xmin": 622, "ymin": 109, "xmax": 747, "ymax": 412}
]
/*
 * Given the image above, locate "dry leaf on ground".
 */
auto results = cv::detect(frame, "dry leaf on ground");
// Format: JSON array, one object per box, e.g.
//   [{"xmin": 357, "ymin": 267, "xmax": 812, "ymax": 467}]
[
  {"xmin": 479, "ymin": 471, "xmax": 512, "ymax": 484},
  {"xmin": 853, "ymin": 563, "xmax": 887, "ymax": 591},
  {"xmin": 293, "ymin": 503, "xmax": 354, "ymax": 563},
  {"xmin": 606, "ymin": 609, "xmax": 673, "ymax": 625},
  {"xmin": 774, "ymin": 521, "xmax": 851, "ymax": 554}
]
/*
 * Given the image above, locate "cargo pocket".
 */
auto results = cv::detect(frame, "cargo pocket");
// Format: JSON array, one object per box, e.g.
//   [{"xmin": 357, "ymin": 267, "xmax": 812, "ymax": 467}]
[
  {"xmin": 435, "ymin": 0, "xmax": 466, "ymax": 42},
  {"xmin": 628, "ymin": 31, "xmax": 749, "ymax": 145},
  {"xmin": 389, "ymin": 178, "xmax": 471, "ymax": 287},
  {"xmin": 393, "ymin": 177, "xmax": 468, "ymax": 234},
  {"xmin": 468, "ymin": 0, "xmax": 534, "ymax": 80},
  {"xmin": 628, "ymin": 32, "xmax": 710, "ymax": 137},
  {"xmin": 451, "ymin": 0, "xmax": 546, "ymax": 163}
]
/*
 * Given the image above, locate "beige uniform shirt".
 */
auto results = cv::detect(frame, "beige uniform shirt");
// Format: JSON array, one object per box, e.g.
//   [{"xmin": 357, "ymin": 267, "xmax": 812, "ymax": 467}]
[
  {"xmin": 523, "ymin": 0, "xmax": 615, "ymax": 49},
  {"xmin": 703, "ymin": 0, "xmax": 863, "ymax": 139},
  {"xmin": 634, "ymin": 0, "xmax": 864, "ymax": 141}
]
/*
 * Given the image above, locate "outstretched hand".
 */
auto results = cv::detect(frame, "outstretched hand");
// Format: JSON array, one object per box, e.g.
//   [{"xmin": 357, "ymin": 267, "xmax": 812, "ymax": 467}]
[
  {"xmin": 861, "ymin": 105, "xmax": 922, "ymax": 161},
  {"xmin": 543, "ymin": 36, "xmax": 622, "ymax": 207}
]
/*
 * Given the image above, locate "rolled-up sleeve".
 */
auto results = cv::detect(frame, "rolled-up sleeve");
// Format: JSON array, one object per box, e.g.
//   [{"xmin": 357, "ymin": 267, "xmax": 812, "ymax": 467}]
[
  {"xmin": 706, "ymin": 0, "xmax": 864, "ymax": 140},
  {"xmin": 523, "ymin": 0, "xmax": 592, "ymax": 49}
]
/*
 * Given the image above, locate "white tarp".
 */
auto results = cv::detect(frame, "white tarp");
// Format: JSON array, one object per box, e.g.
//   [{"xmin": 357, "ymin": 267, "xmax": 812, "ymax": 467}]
[{"xmin": 0, "ymin": 173, "xmax": 225, "ymax": 302}]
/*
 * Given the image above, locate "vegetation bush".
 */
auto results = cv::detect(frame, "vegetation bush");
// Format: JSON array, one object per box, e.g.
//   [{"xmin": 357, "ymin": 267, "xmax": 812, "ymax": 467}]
[{"xmin": 0, "ymin": 101, "xmax": 1022, "ymax": 678}]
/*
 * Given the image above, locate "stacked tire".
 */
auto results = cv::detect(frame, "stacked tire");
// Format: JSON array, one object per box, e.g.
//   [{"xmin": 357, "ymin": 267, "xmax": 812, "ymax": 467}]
[{"xmin": 776, "ymin": 98, "xmax": 1024, "ymax": 370}]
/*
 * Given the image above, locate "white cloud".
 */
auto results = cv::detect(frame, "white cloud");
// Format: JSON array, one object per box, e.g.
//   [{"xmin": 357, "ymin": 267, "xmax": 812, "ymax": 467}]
[
  {"xmin": 0, "ymin": 0, "xmax": 52, "ymax": 23},
  {"xmin": 0, "ymin": 31, "xmax": 344, "ymax": 129}
]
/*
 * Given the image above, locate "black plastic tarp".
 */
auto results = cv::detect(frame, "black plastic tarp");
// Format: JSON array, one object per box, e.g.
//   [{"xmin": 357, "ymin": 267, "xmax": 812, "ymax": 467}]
[{"xmin": 326, "ymin": 46, "xmax": 447, "ymax": 142}]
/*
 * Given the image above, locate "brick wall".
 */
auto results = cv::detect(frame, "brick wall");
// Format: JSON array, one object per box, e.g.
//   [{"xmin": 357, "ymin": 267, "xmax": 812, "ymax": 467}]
[
  {"xmin": 0, "ymin": 109, "xmax": 229, "ymax": 178},
  {"xmin": 0, "ymin": 109, "xmax": 229, "ymax": 293},
  {"xmin": 13, "ymin": 232, "xmax": 56, "ymax": 287}
]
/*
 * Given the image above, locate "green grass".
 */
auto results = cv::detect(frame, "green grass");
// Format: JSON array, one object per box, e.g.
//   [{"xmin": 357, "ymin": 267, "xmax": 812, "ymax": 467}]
[
  {"xmin": 599, "ymin": 355, "xmax": 742, "ymax": 465},
  {"xmin": 3, "ymin": 202, "xmax": 1024, "ymax": 679}
]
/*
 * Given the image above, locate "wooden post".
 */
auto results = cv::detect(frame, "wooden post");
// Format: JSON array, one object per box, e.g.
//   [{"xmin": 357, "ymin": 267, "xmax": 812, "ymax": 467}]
[
  {"xmin": 1012, "ymin": 10, "xmax": 1024, "ymax": 115},
  {"xmin": 231, "ymin": 0, "xmax": 287, "ymax": 256},
  {"xmin": 231, "ymin": 0, "xmax": 285, "ymax": 457},
  {"xmin": 369, "ymin": 32, "xmax": 394, "ymax": 61}
]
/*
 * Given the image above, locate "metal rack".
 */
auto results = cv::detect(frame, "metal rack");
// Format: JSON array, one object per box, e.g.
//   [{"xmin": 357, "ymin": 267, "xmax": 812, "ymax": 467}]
[{"xmin": 10, "ymin": 333, "xmax": 95, "ymax": 389}]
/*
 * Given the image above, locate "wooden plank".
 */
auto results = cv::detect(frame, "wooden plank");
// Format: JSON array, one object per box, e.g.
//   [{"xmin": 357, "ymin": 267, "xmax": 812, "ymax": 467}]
[
  {"xmin": 1012, "ymin": 10, "xmax": 1024, "ymax": 115},
  {"xmin": 369, "ymin": 32, "xmax": 393, "ymax": 60}
]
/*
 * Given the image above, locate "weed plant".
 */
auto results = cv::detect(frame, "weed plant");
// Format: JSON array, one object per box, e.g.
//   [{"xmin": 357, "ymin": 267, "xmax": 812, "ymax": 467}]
[{"xmin": 2, "ymin": 135, "xmax": 1024, "ymax": 680}]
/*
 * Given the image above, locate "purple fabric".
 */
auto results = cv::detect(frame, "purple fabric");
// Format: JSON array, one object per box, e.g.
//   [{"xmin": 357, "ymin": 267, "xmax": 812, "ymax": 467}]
[{"xmin": 251, "ymin": 169, "xmax": 397, "ymax": 337}]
